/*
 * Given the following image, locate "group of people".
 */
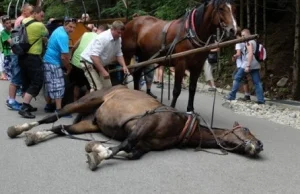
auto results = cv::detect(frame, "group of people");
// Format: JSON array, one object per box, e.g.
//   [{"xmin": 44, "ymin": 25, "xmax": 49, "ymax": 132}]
[
  {"xmin": 0, "ymin": 5, "xmax": 46, "ymax": 119},
  {"xmin": 226, "ymin": 28, "xmax": 265, "ymax": 104},
  {"xmin": 0, "ymin": 3, "xmax": 131, "ymax": 119},
  {"xmin": 0, "ymin": 4, "xmax": 265, "ymax": 121}
]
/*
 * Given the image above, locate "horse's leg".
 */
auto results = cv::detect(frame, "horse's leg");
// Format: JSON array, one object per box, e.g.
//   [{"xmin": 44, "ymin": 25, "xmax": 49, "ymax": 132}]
[
  {"xmin": 187, "ymin": 70, "xmax": 201, "ymax": 112},
  {"xmin": 7, "ymin": 98, "xmax": 104, "ymax": 138},
  {"xmin": 170, "ymin": 62, "xmax": 186, "ymax": 108},
  {"xmin": 85, "ymin": 120, "xmax": 154, "ymax": 170},
  {"xmin": 24, "ymin": 120, "xmax": 99, "ymax": 146}
]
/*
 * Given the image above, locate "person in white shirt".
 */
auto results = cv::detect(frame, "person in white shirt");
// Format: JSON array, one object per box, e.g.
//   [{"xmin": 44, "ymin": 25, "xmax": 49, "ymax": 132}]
[
  {"xmin": 232, "ymin": 29, "xmax": 251, "ymax": 101},
  {"xmin": 80, "ymin": 20, "xmax": 129, "ymax": 91},
  {"xmin": 226, "ymin": 29, "xmax": 265, "ymax": 104}
]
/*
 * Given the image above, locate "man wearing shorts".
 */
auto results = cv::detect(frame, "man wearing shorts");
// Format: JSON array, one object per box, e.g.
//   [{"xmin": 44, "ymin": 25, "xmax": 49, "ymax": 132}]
[
  {"xmin": 18, "ymin": 7, "xmax": 48, "ymax": 118},
  {"xmin": 43, "ymin": 18, "xmax": 76, "ymax": 113},
  {"xmin": 1, "ymin": 16, "xmax": 23, "ymax": 110}
]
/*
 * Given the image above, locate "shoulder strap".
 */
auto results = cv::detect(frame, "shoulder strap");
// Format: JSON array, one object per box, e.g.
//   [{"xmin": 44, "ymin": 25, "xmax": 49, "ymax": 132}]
[{"xmin": 24, "ymin": 19, "xmax": 37, "ymax": 27}]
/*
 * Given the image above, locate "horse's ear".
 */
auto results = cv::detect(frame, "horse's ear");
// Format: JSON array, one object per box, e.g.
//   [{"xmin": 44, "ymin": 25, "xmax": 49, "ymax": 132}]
[{"xmin": 233, "ymin": 121, "xmax": 239, "ymax": 127}]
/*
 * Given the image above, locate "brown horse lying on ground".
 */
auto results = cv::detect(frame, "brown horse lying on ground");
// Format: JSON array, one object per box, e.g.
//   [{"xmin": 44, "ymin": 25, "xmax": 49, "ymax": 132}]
[{"xmin": 7, "ymin": 85, "xmax": 263, "ymax": 171}]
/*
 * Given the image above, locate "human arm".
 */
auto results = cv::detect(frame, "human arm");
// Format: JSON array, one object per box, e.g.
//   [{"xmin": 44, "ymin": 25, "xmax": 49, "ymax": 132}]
[
  {"xmin": 71, "ymin": 37, "xmax": 81, "ymax": 55},
  {"xmin": 116, "ymin": 56, "xmax": 129, "ymax": 74},
  {"xmin": 232, "ymin": 49, "xmax": 242, "ymax": 62},
  {"xmin": 244, "ymin": 42, "xmax": 254, "ymax": 72},
  {"xmin": 61, "ymin": 53, "xmax": 72, "ymax": 75},
  {"xmin": 59, "ymin": 33, "xmax": 72, "ymax": 75},
  {"xmin": 90, "ymin": 55, "xmax": 110, "ymax": 79}
]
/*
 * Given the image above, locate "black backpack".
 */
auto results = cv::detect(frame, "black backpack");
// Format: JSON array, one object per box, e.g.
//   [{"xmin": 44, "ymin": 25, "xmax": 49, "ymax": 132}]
[{"xmin": 11, "ymin": 20, "xmax": 40, "ymax": 55}]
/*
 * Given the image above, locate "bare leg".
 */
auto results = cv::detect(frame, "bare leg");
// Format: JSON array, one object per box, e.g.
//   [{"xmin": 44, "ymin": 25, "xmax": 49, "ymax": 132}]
[{"xmin": 8, "ymin": 83, "xmax": 17, "ymax": 100}]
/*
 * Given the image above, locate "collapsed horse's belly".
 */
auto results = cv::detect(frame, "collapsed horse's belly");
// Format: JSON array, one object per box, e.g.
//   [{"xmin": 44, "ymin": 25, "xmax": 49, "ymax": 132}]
[{"xmin": 95, "ymin": 92, "xmax": 161, "ymax": 140}]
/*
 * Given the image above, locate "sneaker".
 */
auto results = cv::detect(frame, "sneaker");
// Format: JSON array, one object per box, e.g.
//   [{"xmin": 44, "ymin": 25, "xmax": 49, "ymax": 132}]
[
  {"xmin": 44, "ymin": 103, "xmax": 56, "ymax": 113},
  {"xmin": 224, "ymin": 95, "xmax": 234, "ymax": 101},
  {"xmin": 18, "ymin": 104, "xmax": 36, "ymax": 119},
  {"xmin": 7, "ymin": 100, "xmax": 21, "ymax": 111},
  {"xmin": 156, "ymin": 83, "xmax": 163, "ymax": 88},
  {"xmin": 257, "ymin": 101, "xmax": 265, "ymax": 105},
  {"xmin": 140, "ymin": 80, "xmax": 146, "ymax": 89},
  {"xmin": 238, "ymin": 95, "xmax": 251, "ymax": 101},
  {"xmin": 147, "ymin": 91, "xmax": 157, "ymax": 99}
]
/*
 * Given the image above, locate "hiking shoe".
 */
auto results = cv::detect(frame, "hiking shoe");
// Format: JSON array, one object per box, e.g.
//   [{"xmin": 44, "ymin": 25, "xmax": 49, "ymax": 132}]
[
  {"xmin": 147, "ymin": 91, "xmax": 157, "ymax": 99},
  {"xmin": 27, "ymin": 104, "xmax": 38, "ymax": 112},
  {"xmin": 238, "ymin": 95, "xmax": 251, "ymax": 101},
  {"xmin": 44, "ymin": 103, "xmax": 56, "ymax": 113},
  {"xmin": 7, "ymin": 100, "xmax": 21, "ymax": 111},
  {"xmin": 18, "ymin": 104, "xmax": 36, "ymax": 119}
]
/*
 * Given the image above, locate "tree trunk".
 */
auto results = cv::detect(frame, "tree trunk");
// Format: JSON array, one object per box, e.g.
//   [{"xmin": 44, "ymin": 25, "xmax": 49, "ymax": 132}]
[
  {"xmin": 263, "ymin": 0, "xmax": 267, "ymax": 71},
  {"xmin": 293, "ymin": 0, "xmax": 300, "ymax": 100},
  {"xmin": 247, "ymin": 0, "xmax": 250, "ymax": 28},
  {"xmin": 254, "ymin": 0, "xmax": 257, "ymax": 34},
  {"xmin": 240, "ymin": 0, "xmax": 244, "ymax": 28}
]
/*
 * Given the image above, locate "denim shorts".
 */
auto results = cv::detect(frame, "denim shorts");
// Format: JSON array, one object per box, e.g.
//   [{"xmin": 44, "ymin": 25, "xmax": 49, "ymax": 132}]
[{"xmin": 4, "ymin": 55, "xmax": 22, "ymax": 86}]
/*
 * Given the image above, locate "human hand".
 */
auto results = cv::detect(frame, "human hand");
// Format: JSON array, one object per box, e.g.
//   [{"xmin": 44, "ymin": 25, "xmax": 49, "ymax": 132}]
[
  {"xmin": 123, "ymin": 66, "xmax": 130, "ymax": 75},
  {"xmin": 101, "ymin": 70, "xmax": 110, "ymax": 79},
  {"xmin": 232, "ymin": 55, "xmax": 236, "ymax": 62},
  {"xmin": 64, "ymin": 66, "xmax": 72, "ymax": 75},
  {"xmin": 244, "ymin": 67, "xmax": 250, "ymax": 73}
]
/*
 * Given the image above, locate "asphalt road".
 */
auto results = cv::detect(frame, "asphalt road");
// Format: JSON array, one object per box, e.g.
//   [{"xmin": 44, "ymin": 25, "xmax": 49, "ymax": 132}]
[{"xmin": 0, "ymin": 80, "xmax": 299, "ymax": 194}]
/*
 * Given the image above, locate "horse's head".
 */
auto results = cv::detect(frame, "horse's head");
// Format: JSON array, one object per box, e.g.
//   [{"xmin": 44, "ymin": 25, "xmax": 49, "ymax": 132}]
[
  {"xmin": 207, "ymin": 0, "xmax": 237, "ymax": 36},
  {"xmin": 220, "ymin": 122, "xmax": 263, "ymax": 156}
]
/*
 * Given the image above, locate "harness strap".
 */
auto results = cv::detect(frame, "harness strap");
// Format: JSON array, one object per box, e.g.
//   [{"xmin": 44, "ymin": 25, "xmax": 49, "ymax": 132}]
[{"xmin": 148, "ymin": 21, "xmax": 174, "ymax": 60}]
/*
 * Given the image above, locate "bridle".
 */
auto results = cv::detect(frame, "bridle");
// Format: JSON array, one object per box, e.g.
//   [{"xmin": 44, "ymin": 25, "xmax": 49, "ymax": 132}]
[{"xmin": 198, "ymin": 116, "xmax": 254, "ymax": 152}]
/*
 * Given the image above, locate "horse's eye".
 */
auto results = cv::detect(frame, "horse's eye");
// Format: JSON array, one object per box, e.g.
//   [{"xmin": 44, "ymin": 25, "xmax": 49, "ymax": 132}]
[
  {"xmin": 219, "ymin": 7, "xmax": 225, "ymax": 11},
  {"xmin": 244, "ymin": 128, "xmax": 249, "ymax": 132}
]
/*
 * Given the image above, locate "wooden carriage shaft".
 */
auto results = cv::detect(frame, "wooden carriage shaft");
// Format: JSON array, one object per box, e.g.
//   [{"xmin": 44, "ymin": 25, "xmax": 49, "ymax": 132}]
[{"xmin": 109, "ymin": 35, "xmax": 258, "ymax": 73}]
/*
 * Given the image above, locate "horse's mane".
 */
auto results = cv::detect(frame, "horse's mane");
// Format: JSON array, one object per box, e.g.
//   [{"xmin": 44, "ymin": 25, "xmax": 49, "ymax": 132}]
[{"xmin": 211, "ymin": 0, "xmax": 234, "ymax": 7}]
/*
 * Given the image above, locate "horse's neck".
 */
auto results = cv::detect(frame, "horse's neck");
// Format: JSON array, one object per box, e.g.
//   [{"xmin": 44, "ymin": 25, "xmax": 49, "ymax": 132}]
[
  {"xmin": 194, "ymin": 5, "xmax": 216, "ymax": 42},
  {"xmin": 187, "ymin": 126, "xmax": 227, "ymax": 148}
]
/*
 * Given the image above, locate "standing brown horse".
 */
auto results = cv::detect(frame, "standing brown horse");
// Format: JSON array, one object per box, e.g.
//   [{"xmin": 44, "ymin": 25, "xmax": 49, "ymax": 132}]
[
  {"xmin": 7, "ymin": 85, "xmax": 263, "ymax": 171},
  {"xmin": 122, "ymin": 0, "xmax": 237, "ymax": 112}
]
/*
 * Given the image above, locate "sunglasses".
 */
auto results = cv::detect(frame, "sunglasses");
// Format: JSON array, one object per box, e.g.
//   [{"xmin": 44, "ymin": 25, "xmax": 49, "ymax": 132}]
[
  {"xmin": 64, "ymin": 18, "xmax": 77, "ymax": 23},
  {"xmin": 1, "ymin": 16, "xmax": 10, "ymax": 23}
]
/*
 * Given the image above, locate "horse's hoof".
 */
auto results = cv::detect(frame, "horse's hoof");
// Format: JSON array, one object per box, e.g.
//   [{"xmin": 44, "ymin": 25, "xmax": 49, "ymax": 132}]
[
  {"xmin": 25, "ymin": 132, "xmax": 37, "ymax": 146},
  {"xmin": 86, "ymin": 152, "xmax": 101, "ymax": 171},
  {"xmin": 85, "ymin": 141, "xmax": 100, "ymax": 153},
  {"xmin": 7, "ymin": 126, "xmax": 22, "ymax": 138}
]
